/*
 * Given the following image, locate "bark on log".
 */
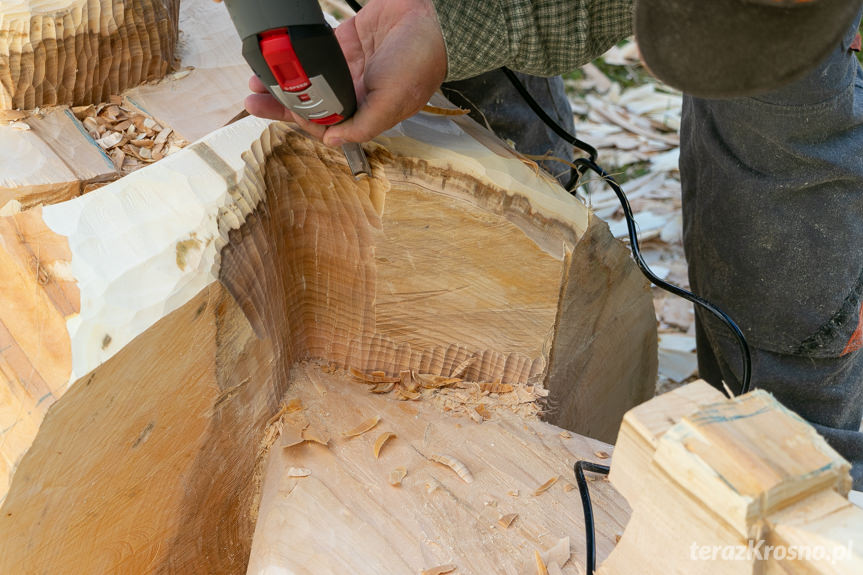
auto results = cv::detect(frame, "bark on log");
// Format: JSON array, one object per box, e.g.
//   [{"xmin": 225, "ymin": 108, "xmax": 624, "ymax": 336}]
[
  {"xmin": 0, "ymin": 113, "xmax": 656, "ymax": 572},
  {"xmin": 0, "ymin": 0, "xmax": 181, "ymax": 110}
]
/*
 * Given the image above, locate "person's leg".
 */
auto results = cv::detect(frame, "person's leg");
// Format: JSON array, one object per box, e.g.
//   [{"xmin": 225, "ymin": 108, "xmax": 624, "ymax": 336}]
[
  {"xmin": 682, "ymin": 15, "xmax": 863, "ymax": 487},
  {"xmin": 442, "ymin": 69, "xmax": 576, "ymax": 187}
]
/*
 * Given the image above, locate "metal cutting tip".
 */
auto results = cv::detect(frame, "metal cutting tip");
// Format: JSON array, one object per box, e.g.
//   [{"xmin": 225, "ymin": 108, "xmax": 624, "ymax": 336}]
[{"xmin": 342, "ymin": 143, "xmax": 371, "ymax": 179}]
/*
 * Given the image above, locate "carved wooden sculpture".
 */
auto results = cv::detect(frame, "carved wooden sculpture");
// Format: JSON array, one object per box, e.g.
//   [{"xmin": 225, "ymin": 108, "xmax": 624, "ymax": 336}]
[
  {"xmin": 0, "ymin": 112, "xmax": 657, "ymax": 572},
  {"xmin": 0, "ymin": 0, "xmax": 250, "ymax": 208},
  {"xmin": 0, "ymin": 0, "xmax": 181, "ymax": 110}
]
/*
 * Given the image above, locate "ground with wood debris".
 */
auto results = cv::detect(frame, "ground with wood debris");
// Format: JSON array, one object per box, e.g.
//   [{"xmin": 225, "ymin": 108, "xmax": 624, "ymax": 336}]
[{"xmin": 566, "ymin": 39, "xmax": 696, "ymax": 394}]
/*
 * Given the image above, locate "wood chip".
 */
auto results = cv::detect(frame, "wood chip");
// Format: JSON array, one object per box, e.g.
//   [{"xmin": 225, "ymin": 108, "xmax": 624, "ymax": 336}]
[
  {"xmin": 371, "ymin": 381, "xmax": 395, "ymax": 394},
  {"xmin": 286, "ymin": 467, "xmax": 311, "ymax": 477},
  {"xmin": 428, "ymin": 453, "xmax": 474, "ymax": 484},
  {"xmin": 474, "ymin": 404, "xmax": 491, "ymax": 420},
  {"xmin": 497, "ymin": 513, "xmax": 518, "ymax": 528},
  {"xmin": 594, "ymin": 451, "xmax": 610, "ymax": 460},
  {"xmin": 342, "ymin": 415, "xmax": 381, "ymax": 438},
  {"xmin": 416, "ymin": 373, "xmax": 461, "ymax": 389},
  {"xmin": 421, "ymin": 565, "xmax": 456, "ymax": 575},
  {"xmin": 563, "ymin": 482, "xmax": 575, "ymax": 493},
  {"xmin": 7, "ymin": 121, "xmax": 30, "ymax": 131},
  {"xmin": 396, "ymin": 388, "xmax": 421, "ymax": 401},
  {"xmin": 535, "ymin": 550, "xmax": 549, "ymax": 575},
  {"xmin": 96, "ymin": 131, "xmax": 123, "ymax": 149},
  {"xmin": 449, "ymin": 356, "xmax": 477, "ymax": 378},
  {"xmin": 373, "ymin": 432, "xmax": 396, "ymax": 459},
  {"xmin": 389, "ymin": 467, "xmax": 407, "ymax": 487},
  {"xmin": 534, "ymin": 476, "xmax": 559, "ymax": 496},
  {"xmin": 302, "ymin": 426, "xmax": 330, "ymax": 446},
  {"xmin": 558, "ymin": 431, "xmax": 572, "ymax": 439}
]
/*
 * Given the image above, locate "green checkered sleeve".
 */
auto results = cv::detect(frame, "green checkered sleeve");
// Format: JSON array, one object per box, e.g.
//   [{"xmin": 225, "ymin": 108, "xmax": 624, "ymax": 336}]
[{"xmin": 431, "ymin": 0, "xmax": 634, "ymax": 81}]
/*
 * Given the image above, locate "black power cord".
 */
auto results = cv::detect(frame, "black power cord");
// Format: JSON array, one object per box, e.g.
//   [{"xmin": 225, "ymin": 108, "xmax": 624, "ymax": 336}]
[
  {"xmin": 344, "ymin": 0, "xmax": 364, "ymax": 14},
  {"xmin": 502, "ymin": 67, "xmax": 754, "ymax": 574},
  {"xmin": 501, "ymin": 67, "xmax": 752, "ymax": 395},
  {"xmin": 574, "ymin": 461, "xmax": 610, "ymax": 574}
]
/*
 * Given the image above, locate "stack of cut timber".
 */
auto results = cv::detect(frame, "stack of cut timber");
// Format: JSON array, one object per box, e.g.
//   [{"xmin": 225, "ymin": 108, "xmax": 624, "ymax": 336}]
[
  {"xmin": 0, "ymin": 106, "xmax": 657, "ymax": 572},
  {"xmin": 600, "ymin": 381, "xmax": 863, "ymax": 574}
]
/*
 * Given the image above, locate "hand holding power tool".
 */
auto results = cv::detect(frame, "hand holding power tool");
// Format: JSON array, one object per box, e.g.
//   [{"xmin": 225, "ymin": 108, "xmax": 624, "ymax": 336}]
[{"xmin": 222, "ymin": 0, "xmax": 371, "ymax": 178}]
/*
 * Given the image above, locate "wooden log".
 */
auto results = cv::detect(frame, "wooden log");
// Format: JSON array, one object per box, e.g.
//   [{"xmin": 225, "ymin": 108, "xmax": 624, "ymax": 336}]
[
  {"xmin": 600, "ymin": 381, "xmax": 863, "ymax": 574},
  {"xmin": 0, "ymin": 112, "xmax": 656, "ymax": 572},
  {"xmin": 0, "ymin": 0, "xmax": 181, "ymax": 110}
]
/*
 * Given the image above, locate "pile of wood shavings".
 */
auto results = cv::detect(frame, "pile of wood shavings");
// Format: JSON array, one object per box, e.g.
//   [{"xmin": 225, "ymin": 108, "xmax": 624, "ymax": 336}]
[
  {"xmin": 345, "ymin": 364, "xmax": 548, "ymax": 423},
  {"xmin": 72, "ymin": 96, "xmax": 188, "ymax": 174}
]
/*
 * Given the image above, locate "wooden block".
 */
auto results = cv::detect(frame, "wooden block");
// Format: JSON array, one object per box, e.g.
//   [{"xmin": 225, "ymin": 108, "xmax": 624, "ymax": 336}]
[
  {"xmin": 0, "ymin": 113, "xmax": 656, "ymax": 572},
  {"xmin": 600, "ymin": 381, "xmax": 861, "ymax": 575}
]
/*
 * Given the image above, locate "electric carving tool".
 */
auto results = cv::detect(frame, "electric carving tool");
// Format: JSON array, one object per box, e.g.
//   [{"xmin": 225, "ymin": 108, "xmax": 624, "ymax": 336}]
[{"xmin": 223, "ymin": 0, "xmax": 371, "ymax": 178}]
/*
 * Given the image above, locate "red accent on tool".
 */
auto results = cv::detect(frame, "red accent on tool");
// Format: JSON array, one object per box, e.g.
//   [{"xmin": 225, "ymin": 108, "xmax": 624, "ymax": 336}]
[
  {"xmin": 312, "ymin": 113, "xmax": 344, "ymax": 126},
  {"xmin": 298, "ymin": 93, "xmax": 312, "ymax": 102},
  {"xmin": 852, "ymin": 32, "xmax": 861, "ymax": 53},
  {"xmin": 260, "ymin": 29, "xmax": 311, "ymax": 92}
]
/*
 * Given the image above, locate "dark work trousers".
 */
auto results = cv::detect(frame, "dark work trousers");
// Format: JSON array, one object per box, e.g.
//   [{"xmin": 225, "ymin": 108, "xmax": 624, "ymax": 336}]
[
  {"xmin": 441, "ymin": 69, "xmax": 577, "ymax": 187},
  {"xmin": 681, "ymin": 14, "xmax": 863, "ymax": 489}
]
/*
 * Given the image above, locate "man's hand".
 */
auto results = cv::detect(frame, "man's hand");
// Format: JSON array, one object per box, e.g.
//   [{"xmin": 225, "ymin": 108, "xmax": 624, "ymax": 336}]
[{"xmin": 244, "ymin": 0, "xmax": 447, "ymax": 146}]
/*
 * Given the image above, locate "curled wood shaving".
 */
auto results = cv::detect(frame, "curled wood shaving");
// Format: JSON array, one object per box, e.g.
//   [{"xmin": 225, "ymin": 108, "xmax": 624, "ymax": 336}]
[
  {"xmin": 373, "ymin": 432, "xmax": 396, "ymax": 459},
  {"xmin": 421, "ymin": 565, "xmax": 456, "ymax": 575},
  {"xmin": 449, "ymin": 356, "xmax": 477, "ymax": 379},
  {"xmin": 421, "ymin": 103, "xmax": 470, "ymax": 116},
  {"xmin": 417, "ymin": 373, "xmax": 462, "ymax": 389},
  {"xmin": 389, "ymin": 467, "xmax": 407, "ymax": 487},
  {"xmin": 287, "ymin": 467, "xmax": 311, "ymax": 477},
  {"xmin": 349, "ymin": 367, "xmax": 399, "ymax": 384},
  {"xmin": 594, "ymin": 451, "xmax": 610, "ymax": 460},
  {"xmin": 371, "ymin": 381, "xmax": 395, "ymax": 394},
  {"xmin": 534, "ymin": 476, "xmax": 559, "ymax": 496},
  {"xmin": 396, "ymin": 388, "xmax": 421, "ymax": 401},
  {"xmin": 497, "ymin": 513, "xmax": 518, "ymax": 528},
  {"xmin": 428, "ymin": 453, "xmax": 474, "ymax": 484},
  {"xmin": 342, "ymin": 415, "xmax": 381, "ymax": 438}
]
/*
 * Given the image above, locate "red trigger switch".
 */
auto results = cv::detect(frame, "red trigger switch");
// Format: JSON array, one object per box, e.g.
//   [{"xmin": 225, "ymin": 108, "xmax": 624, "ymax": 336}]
[{"xmin": 260, "ymin": 29, "xmax": 311, "ymax": 92}]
